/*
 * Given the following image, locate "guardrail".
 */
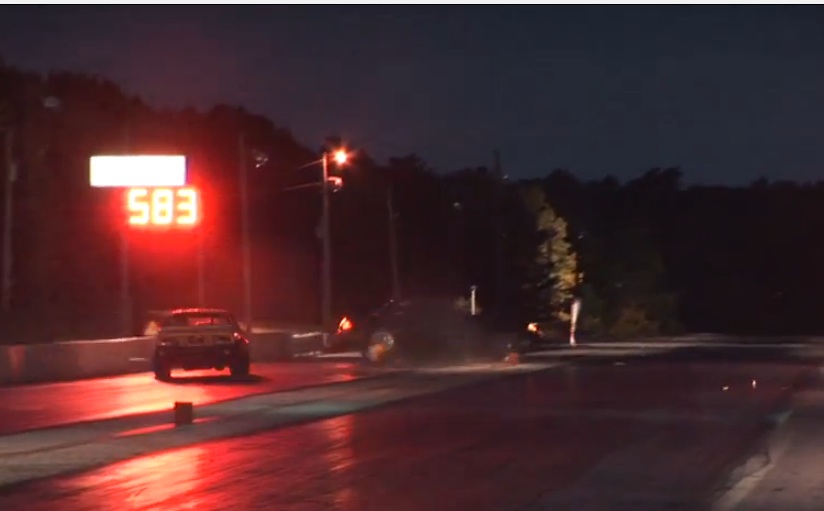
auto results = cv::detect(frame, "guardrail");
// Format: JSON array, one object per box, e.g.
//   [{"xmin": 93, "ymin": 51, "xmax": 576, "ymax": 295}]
[{"xmin": 0, "ymin": 329, "xmax": 327, "ymax": 386}]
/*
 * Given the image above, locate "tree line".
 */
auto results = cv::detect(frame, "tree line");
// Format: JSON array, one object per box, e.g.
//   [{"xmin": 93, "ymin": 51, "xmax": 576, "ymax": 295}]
[{"xmin": 0, "ymin": 60, "xmax": 821, "ymax": 341}]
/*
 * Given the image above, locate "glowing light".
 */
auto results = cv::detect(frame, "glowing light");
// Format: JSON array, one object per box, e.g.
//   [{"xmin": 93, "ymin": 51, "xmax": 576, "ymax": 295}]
[
  {"xmin": 332, "ymin": 149, "xmax": 348, "ymax": 165},
  {"xmin": 175, "ymin": 188, "xmax": 199, "ymax": 225},
  {"xmin": 90, "ymin": 155, "xmax": 187, "ymax": 188},
  {"xmin": 126, "ymin": 187, "xmax": 200, "ymax": 228},
  {"xmin": 152, "ymin": 188, "xmax": 174, "ymax": 225},
  {"xmin": 328, "ymin": 175, "xmax": 344, "ymax": 192},
  {"xmin": 337, "ymin": 316, "xmax": 353, "ymax": 334},
  {"xmin": 127, "ymin": 188, "xmax": 150, "ymax": 225},
  {"xmin": 143, "ymin": 321, "xmax": 161, "ymax": 336}
]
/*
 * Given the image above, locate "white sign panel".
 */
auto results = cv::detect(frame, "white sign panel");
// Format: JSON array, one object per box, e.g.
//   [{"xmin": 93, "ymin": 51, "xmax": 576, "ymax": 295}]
[{"xmin": 89, "ymin": 155, "xmax": 187, "ymax": 188}]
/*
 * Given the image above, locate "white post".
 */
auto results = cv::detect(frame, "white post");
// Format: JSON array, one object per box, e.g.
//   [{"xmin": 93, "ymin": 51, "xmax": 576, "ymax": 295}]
[
  {"xmin": 470, "ymin": 285, "xmax": 478, "ymax": 316},
  {"xmin": 570, "ymin": 298, "xmax": 581, "ymax": 346}
]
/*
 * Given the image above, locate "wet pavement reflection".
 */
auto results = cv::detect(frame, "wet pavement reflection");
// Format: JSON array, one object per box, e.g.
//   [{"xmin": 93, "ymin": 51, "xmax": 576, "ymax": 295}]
[
  {"xmin": 0, "ymin": 357, "xmax": 811, "ymax": 511},
  {"xmin": 0, "ymin": 362, "xmax": 368, "ymax": 435}
]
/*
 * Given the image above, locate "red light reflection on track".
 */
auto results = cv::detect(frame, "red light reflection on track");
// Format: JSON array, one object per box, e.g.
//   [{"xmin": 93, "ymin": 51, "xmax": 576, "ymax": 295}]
[
  {"xmin": 320, "ymin": 415, "xmax": 357, "ymax": 509},
  {"xmin": 0, "ymin": 363, "xmax": 366, "ymax": 435},
  {"xmin": 0, "ymin": 362, "xmax": 809, "ymax": 511},
  {"xmin": 81, "ymin": 446, "xmax": 209, "ymax": 510}
]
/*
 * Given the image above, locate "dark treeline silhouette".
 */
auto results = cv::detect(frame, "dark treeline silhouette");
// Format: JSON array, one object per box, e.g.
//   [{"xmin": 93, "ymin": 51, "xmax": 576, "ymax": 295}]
[{"xmin": 0, "ymin": 61, "xmax": 820, "ymax": 341}]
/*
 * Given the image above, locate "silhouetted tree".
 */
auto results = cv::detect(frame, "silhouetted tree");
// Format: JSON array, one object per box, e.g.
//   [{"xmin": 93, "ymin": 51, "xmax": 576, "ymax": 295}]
[{"xmin": 518, "ymin": 185, "xmax": 579, "ymax": 324}]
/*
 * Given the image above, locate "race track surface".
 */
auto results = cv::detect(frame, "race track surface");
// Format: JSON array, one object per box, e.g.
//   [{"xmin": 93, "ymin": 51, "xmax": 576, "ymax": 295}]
[
  {"xmin": 0, "ymin": 345, "xmax": 814, "ymax": 511},
  {"xmin": 0, "ymin": 360, "xmax": 371, "ymax": 435}
]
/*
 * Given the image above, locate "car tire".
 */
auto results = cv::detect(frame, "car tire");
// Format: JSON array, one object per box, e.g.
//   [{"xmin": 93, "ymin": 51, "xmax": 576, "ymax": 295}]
[
  {"xmin": 230, "ymin": 356, "xmax": 251, "ymax": 377},
  {"xmin": 153, "ymin": 359, "xmax": 171, "ymax": 381},
  {"xmin": 363, "ymin": 330, "xmax": 397, "ymax": 365}
]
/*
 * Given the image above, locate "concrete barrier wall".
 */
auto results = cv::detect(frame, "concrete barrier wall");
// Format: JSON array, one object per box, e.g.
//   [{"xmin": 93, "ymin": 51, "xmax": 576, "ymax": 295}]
[
  {"xmin": 1, "ymin": 331, "xmax": 818, "ymax": 387},
  {"xmin": 0, "ymin": 331, "xmax": 326, "ymax": 386}
]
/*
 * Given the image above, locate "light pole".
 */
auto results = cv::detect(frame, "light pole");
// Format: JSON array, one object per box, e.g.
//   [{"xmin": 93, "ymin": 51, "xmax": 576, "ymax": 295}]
[
  {"xmin": 1, "ymin": 127, "xmax": 15, "ymax": 313},
  {"xmin": 386, "ymin": 185, "xmax": 401, "ymax": 302},
  {"xmin": 238, "ymin": 133, "xmax": 252, "ymax": 329},
  {"xmin": 279, "ymin": 149, "xmax": 347, "ymax": 331},
  {"xmin": 320, "ymin": 149, "xmax": 348, "ymax": 330},
  {"xmin": 121, "ymin": 119, "xmax": 132, "ymax": 336},
  {"xmin": 0, "ymin": 97, "xmax": 60, "ymax": 314},
  {"xmin": 320, "ymin": 152, "xmax": 331, "ymax": 330},
  {"xmin": 237, "ymin": 135, "xmax": 270, "ymax": 329},
  {"xmin": 197, "ymin": 226, "xmax": 206, "ymax": 306},
  {"xmin": 492, "ymin": 150, "xmax": 507, "ymax": 321}
]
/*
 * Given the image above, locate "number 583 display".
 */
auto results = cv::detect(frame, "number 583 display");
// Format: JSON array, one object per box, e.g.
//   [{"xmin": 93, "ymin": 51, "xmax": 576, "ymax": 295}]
[{"xmin": 125, "ymin": 187, "xmax": 201, "ymax": 227}]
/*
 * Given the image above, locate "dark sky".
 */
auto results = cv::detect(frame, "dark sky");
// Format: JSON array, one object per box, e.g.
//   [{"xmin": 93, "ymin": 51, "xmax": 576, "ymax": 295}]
[{"xmin": 1, "ymin": 5, "xmax": 823, "ymax": 184}]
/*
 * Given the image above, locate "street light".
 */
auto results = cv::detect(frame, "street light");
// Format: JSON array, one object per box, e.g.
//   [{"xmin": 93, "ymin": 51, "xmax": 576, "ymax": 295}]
[
  {"xmin": 298, "ymin": 152, "xmax": 401, "ymax": 319},
  {"xmin": 248, "ymin": 147, "xmax": 348, "ymax": 332},
  {"xmin": 320, "ymin": 148, "xmax": 348, "ymax": 331},
  {"xmin": 332, "ymin": 149, "xmax": 348, "ymax": 166}
]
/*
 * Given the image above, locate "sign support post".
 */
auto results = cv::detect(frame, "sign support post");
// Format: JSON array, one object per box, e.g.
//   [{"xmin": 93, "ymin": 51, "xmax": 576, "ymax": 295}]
[{"xmin": 89, "ymin": 154, "xmax": 191, "ymax": 336}]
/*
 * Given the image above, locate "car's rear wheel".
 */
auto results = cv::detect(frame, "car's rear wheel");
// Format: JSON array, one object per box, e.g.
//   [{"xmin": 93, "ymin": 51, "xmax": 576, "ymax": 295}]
[
  {"xmin": 230, "ymin": 355, "xmax": 251, "ymax": 377},
  {"xmin": 153, "ymin": 358, "xmax": 171, "ymax": 381},
  {"xmin": 363, "ymin": 330, "xmax": 396, "ymax": 365}
]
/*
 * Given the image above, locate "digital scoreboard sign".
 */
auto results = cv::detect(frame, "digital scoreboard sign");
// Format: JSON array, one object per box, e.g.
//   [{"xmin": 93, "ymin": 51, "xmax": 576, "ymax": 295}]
[
  {"xmin": 87, "ymin": 155, "xmax": 201, "ymax": 229},
  {"xmin": 125, "ymin": 187, "xmax": 201, "ymax": 227}
]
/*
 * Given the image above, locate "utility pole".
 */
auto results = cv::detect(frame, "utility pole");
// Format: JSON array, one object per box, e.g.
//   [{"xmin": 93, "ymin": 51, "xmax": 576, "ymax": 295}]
[
  {"xmin": 492, "ymin": 150, "xmax": 506, "ymax": 321},
  {"xmin": 120, "ymin": 121, "xmax": 133, "ymax": 336},
  {"xmin": 0, "ymin": 98, "xmax": 60, "ymax": 316},
  {"xmin": 2, "ymin": 128, "xmax": 15, "ymax": 313},
  {"xmin": 238, "ymin": 133, "xmax": 252, "ymax": 329},
  {"xmin": 320, "ymin": 152, "xmax": 333, "ymax": 330},
  {"xmin": 387, "ymin": 185, "xmax": 401, "ymax": 301},
  {"xmin": 197, "ymin": 225, "xmax": 206, "ymax": 306}
]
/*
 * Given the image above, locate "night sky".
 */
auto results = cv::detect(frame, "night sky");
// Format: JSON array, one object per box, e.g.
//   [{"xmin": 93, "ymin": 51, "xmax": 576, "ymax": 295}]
[{"xmin": 1, "ymin": 5, "xmax": 823, "ymax": 184}]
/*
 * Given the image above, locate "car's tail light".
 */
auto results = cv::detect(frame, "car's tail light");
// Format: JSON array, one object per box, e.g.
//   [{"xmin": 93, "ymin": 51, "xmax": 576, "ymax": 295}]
[
  {"xmin": 337, "ymin": 316, "xmax": 354, "ymax": 334},
  {"xmin": 233, "ymin": 333, "xmax": 249, "ymax": 344},
  {"xmin": 143, "ymin": 321, "xmax": 160, "ymax": 336}
]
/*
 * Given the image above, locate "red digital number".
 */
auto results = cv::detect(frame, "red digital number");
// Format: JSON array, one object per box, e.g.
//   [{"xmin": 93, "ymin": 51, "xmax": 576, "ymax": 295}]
[{"xmin": 126, "ymin": 187, "xmax": 200, "ymax": 227}]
